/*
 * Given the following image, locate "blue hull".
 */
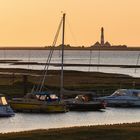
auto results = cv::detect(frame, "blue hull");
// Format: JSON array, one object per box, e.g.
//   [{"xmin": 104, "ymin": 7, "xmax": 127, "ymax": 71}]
[
  {"xmin": 0, "ymin": 106, "xmax": 15, "ymax": 117},
  {"xmin": 0, "ymin": 114, "xmax": 14, "ymax": 117}
]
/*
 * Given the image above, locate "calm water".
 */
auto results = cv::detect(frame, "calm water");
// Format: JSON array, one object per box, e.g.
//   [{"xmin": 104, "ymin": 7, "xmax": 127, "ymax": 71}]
[
  {"xmin": 0, "ymin": 50, "xmax": 140, "ymax": 77},
  {"xmin": 0, "ymin": 50, "xmax": 140, "ymax": 133},
  {"xmin": 0, "ymin": 108, "xmax": 140, "ymax": 133}
]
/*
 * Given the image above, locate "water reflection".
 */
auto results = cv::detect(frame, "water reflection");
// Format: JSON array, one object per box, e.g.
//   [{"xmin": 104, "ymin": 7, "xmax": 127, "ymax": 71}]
[
  {"xmin": 0, "ymin": 108, "xmax": 140, "ymax": 133},
  {"xmin": 0, "ymin": 50, "xmax": 140, "ymax": 77}
]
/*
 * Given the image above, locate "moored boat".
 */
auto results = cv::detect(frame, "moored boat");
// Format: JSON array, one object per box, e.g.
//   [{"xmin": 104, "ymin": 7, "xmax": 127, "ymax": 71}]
[
  {"xmin": 10, "ymin": 92, "xmax": 68, "ymax": 113},
  {"xmin": 9, "ymin": 13, "xmax": 68, "ymax": 113},
  {"xmin": 65, "ymin": 94, "xmax": 106, "ymax": 111},
  {"xmin": 98, "ymin": 89, "xmax": 140, "ymax": 107},
  {"xmin": 0, "ymin": 94, "xmax": 14, "ymax": 117}
]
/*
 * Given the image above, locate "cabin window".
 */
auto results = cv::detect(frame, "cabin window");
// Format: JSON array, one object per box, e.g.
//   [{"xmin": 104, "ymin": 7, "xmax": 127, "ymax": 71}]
[
  {"xmin": 133, "ymin": 92, "xmax": 140, "ymax": 97},
  {"xmin": 39, "ymin": 95, "xmax": 46, "ymax": 101},
  {"xmin": 50, "ymin": 94, "xmax": 58, "ymax": 99},
  {"xmin": 112, "ymin": 90, "xmax": 126, "ymax": 96},
  {"xmin": 0, "ymin": 97, "xmax": 8, "ymax": 105}
]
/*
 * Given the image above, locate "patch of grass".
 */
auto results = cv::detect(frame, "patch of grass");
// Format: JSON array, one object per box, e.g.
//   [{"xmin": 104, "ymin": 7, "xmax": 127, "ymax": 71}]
[{"xmin": 0, "ymin": 69, "xmax": 140, "ymax": 98}]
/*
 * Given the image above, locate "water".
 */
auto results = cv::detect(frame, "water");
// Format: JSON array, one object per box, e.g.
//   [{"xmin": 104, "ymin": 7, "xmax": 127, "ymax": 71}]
[
  {"xmin": 0, "ymin": 50, "xmax": 140, "ymax": 77},
  {"xmin": 0, "ymin": 50, "xmax": 140, "ymax": 133},
  {"xmin": 0, "ymin": 108, "xmax": 140, "ymax": 133}
]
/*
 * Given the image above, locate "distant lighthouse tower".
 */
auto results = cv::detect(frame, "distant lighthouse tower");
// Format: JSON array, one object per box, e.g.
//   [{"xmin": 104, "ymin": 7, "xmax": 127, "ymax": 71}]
[{"xmin": 100, "ymin": 27, "xmax": 104, "ymax": 46}]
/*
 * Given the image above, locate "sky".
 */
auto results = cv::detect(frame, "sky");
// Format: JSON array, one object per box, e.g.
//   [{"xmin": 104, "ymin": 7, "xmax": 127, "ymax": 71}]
[{"xmin": 0, "ymin": 0, "xmax": 140, "ymax": 47}]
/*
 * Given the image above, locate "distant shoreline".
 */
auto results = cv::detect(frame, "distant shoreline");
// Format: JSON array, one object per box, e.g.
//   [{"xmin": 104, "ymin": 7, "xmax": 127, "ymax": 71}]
[{"xmin": 0, "ymin": 46, "xmax": 140, "ymax": 51}]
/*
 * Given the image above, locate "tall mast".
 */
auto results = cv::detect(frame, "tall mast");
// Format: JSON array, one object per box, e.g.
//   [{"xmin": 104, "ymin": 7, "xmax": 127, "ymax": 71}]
[{"xmin": 60, "ymin": 13, "xmax": 65, "ymax": 98}]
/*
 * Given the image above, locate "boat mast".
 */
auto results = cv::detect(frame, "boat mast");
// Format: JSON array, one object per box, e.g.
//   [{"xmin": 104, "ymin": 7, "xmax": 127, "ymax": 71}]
[{"xmin": 60, "ymin": 13, "xmax": 65, "ymax": 98}]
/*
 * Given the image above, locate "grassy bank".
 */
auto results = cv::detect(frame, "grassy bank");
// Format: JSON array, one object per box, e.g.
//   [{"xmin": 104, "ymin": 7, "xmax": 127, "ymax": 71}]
[
  {"xmin": 0, "ymin": 123, "xmax": 140, "ymax": 140},
  {"xmin": 0, "ymin": 68, "xmax": 140, "ymax": 98}
]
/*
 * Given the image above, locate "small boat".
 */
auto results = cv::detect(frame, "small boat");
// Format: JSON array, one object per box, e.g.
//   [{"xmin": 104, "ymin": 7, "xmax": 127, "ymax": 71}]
[
  {"xmin": 98, "ymin": 89, "xmax": 140, "ymax": 107},
  {"xmin": 10, "ymin": 92, "xmax": 68, "ymax": 113},
  {"xmin": 0, "ymin": 94, "xmax": 14, "ymax": 117},
  {"xmin": 65, "ymin": 94, "xmax": 106, "ymax": 111}
]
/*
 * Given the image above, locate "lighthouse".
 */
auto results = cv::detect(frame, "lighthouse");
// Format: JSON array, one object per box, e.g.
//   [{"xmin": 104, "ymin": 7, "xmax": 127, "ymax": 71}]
[
  {"xmin": 93, "ymin": 27, "xmax": 112, "ymax": 48},
  {"xmin": 101, "ymin": 27, "xmax": 104, "ymax": 46}
]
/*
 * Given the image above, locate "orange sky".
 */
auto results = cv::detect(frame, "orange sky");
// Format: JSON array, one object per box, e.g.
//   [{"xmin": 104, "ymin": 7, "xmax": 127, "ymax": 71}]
[{"xmin": 0, "ymin": 0, "xmax": 140, "ymax": 47}]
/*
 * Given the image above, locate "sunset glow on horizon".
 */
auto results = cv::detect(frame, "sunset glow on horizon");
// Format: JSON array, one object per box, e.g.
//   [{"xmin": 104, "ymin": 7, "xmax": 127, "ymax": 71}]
[{"xmin": 0, "ymin": 0, "xmax": 140, "ymax": 47}]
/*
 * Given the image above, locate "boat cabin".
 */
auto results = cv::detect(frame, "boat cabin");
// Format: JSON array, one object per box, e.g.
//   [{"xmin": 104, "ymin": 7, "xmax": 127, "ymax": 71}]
[
  {"xmin": 111, "ymin": 89, "xmax": 140, "ymax": 97},
  {"xmin": 75, "ymin": 94, "xmax": 93, "ymax": 102},
  {"xmin": 33, "ymin": 91, "xmax": 60, "ymax": 102}
]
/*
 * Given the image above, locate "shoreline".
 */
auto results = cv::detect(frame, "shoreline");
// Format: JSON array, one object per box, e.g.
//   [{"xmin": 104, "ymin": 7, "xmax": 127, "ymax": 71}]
[
  {"xmin": 1, "ymin": 122, "xmax": 139, "ymax": 134},
  {"xmin": 0, "ymin": 46, "xmax": 140, "ymax": 51},
  {"xmin": 0, "ymin": 122, "xmax": 140, "ymax": 140}
]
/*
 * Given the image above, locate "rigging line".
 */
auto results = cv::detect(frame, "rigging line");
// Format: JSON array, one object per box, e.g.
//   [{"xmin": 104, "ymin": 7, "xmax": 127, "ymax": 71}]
[
  {"xmin": 3, "ymin": 49, "xmax": 6, "ymax": 60},
  {"xmin": 42, "ymin": 18, "xmax": 63, "ymax": 72},
  {"xmin": 32, "ymin": 18, "xmax": 63, "ymax": 93},
  {"xmin": 39, "ymin": 19, "xmax": 63, "ymax": 92},
  {"xmin": 88, "ymin": 49, "xmax": 92, "ymax": 72},
  {"xmin": 38, "ymin": 18, "xmax": 63, "ymax": 92},
  {"xmin": 27, "ymin": 49, "xmax": 31, "ymax": 69},
  {"xmin": 38, "ymin": 20, "xmax": 62, "ymax": 92},
  {"xmin": 134, "ymin": 52, "xmax": 140, "ymax": 73},
  {"xmin": 58, "ymin": 47, "xmax": 61, "ymax": 57},
  {"xmin": 66, "ymin": 17, "xmax": 77, "ymax": 45},
  {"xmin": 97, "ymin": 47, "xmax": 101, "ymax": 71}
]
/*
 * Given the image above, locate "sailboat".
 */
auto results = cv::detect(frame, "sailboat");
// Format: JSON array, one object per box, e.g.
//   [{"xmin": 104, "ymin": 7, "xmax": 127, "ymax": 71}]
[{"xmin": 9, "ymin": 14, "xmax": 68, "ymax": 113}]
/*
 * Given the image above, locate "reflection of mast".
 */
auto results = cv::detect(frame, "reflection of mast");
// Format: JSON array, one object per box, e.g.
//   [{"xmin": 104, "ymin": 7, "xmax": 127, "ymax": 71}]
[
  {"xmin": 60, "ymin": 13, "xmax": 65, "ymax": 98},
  {"xmin": 101, "ymin": 27, "xmax": 104, "ymax": 46}
]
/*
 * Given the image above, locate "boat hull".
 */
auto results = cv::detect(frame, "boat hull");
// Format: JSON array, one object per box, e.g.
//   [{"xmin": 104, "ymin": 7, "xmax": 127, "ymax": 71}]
[
  {"xmin": 0, "ymin": 105, "xmax": 15, "ymax": 117},
  {"xmin": 10, "ymin": 100, "xmax": 68, "ymax": 113},
  {"xmin": 67, "ymin": 102, "xmax": 105, "ymax": 111},
  {"xmin": 106, "ymin": 99, "xmax": 140, "ymax": 107}
]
